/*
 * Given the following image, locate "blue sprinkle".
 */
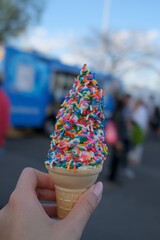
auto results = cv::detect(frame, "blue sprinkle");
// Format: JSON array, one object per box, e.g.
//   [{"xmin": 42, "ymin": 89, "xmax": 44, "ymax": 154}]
[
  {"xmin": 78, "ymin": 96, "xmax": 81, "ymax": 104},
  {"xmin": 65, "ymin": 120, "xmax": 72, "ymax": 127},
  {"xmin": 96, "ymin": 159, "xmax": 101, "ymax": 163},
  {"xmin": 75, "ymin": 106, "xmax": 81, "ymax": 113},
  {"xmin": 81, "ymin": 88, "xmax": 91, "ymax": 92},
  {"xmin": 55, "ymin": 148, "xmax": 61, "ymax": 153},
  {"xmin": 92, "ymin": 115, "xmax": 99, "ymax": 120},
  {"xmin": 61, "ymin": 129, "xmax": 65, "ymax": 136}
]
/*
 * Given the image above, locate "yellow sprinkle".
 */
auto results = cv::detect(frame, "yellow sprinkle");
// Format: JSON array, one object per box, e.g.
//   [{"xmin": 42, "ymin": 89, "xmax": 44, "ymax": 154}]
[
  {"xmin": 75, "ymin": 102, "xmax": 80, "ymax": 108},
  {"xmin": 87, "ymin": 70, "xmax": 90, "ymax": 74},
  {"xmin": 61, "ymin": 102, "xmax": 68, "ymax": 108},
  {"xmin": 84, "ymin": 96, "xmax": 90, "ymax": 100},
  {"xmin": 105, "ymin": 146, "xmax": 108, "ymax": 151},
  {"xmin": 93, "ymin": 80, "xmax": 97, "ymax": 85},
  {"xmin": 89, "ymin": 153, "xmax": 92, "ymax": 160},
  {"xmin": 67, "ymin": 164, "xmax": 70, "ymax": 170},
  {"xmin": 58, "ymin": 120, "xmax": 62, "ymax": 125},
  {"xmin": 104, "ymin": 148, "xmax": 108, "ymax": 155},
  {"xmin": 90, "ymin": 161, "xmax": 94, "ymax": 164}
]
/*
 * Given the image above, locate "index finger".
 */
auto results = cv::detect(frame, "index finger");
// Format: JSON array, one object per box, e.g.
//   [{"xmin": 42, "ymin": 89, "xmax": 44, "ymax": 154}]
[{"xmin": 16, "ymin": 168, "xmax": 54, "ymax": 192}]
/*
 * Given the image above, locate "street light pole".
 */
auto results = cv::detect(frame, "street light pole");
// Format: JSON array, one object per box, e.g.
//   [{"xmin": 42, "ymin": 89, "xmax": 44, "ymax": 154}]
[{"xmin": 102, "ymin": 0, "xmax": 111, "ymax": 35}]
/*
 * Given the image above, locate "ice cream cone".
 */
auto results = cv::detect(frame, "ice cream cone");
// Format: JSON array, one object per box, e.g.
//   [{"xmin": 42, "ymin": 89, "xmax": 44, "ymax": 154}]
[{"xmin": 46, "ymin": 165, "xmax": 102, "ymax": 219}]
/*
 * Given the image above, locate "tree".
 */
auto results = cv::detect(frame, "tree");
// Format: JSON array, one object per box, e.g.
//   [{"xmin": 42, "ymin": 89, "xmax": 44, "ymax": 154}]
[
  {"xmin": 74, "ymin": 30, "xmax": 160, "ymax": 80},
  {"xmin": 0, "ymin": 0, "xmax": 45, "ymax": 43}
]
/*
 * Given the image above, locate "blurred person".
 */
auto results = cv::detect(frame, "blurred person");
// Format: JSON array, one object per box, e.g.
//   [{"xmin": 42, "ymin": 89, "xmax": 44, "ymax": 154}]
[
  {"xmin": 129, "ymin": 99, "xmax": 149, "ymax": 165},
  {"xmin": 151, "ymin": 106, "xmax": 160, "ymax": 135},
  {"xmin": 106, "ymin": 93, "xmax": 134, "ymax": 182},
  {"xmin": 147, "ymin": 96, "xmax": 155, "ymax": 123},
  {"xmin": 157, "ymin": 106, "xmax": 160, "ymax": 136},
  {"xmin": 0, "ymin": 168, "xmax": 103, "ymax": 240},
  {"xmin": 0, "ymin": 74, "xmax": 10, "ymax": 156},
  {"xmin": 120, "ymin": 94, "xmax": 135, "ymax": 179},
  {"xmin": 106, "ymin": 98, "xmax": 124, "ymax": 183}
]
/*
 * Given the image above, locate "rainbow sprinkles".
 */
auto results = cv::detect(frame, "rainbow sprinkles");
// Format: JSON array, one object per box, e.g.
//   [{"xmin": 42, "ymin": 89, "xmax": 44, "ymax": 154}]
[{"xmin": 45, "ymin": 64, "xmax": 108, "ymax": 172}]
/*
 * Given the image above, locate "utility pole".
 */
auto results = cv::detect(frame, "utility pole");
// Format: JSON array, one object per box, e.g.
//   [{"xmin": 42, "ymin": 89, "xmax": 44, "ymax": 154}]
[
  {"xmin": 102, "ymin": 0, "xmax": 111, "ymax": 35},
  {"xmin": 101, "ymin": 0, "xmax": 111, "ymax": 72}
]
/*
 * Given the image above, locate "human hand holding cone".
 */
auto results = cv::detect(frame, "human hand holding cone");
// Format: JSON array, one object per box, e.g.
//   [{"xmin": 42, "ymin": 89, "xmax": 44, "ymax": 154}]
[{"xmin": 45, "ymin": 64, "xmax": 108, "ymax": 219}]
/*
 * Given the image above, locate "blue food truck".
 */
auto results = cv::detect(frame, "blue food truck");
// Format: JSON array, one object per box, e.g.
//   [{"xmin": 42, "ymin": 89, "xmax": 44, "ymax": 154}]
[{"xmin": 2, "ymin": 46, "xmax": 121, "ymax": 134}]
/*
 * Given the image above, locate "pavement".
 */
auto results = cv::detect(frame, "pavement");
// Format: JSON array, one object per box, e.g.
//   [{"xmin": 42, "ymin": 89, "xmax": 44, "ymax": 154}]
[{"xmin": 0, "ymin": 132, "xmax": 160, "ymax": 240}]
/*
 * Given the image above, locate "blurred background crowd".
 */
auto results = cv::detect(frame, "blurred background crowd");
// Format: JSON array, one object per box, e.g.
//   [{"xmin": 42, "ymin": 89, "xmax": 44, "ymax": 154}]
[{"xmin": 0, "ymin": 0, "xmax": 160, "ymax": 239}]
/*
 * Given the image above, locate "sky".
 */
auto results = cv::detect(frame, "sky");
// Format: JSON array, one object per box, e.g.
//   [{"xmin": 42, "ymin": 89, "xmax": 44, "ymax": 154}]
[
  {"xmin": 40, "ymin": 0, "xmax": 160, "ymax": 34},
  {"xmin": 17, "ymin": 0, "xmax": 160, "ymax": 91}
]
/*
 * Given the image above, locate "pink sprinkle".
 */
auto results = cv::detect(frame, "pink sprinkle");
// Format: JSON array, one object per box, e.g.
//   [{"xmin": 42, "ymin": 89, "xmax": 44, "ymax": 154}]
[
  {"xmin": 87, "ymin": 74, "xmax": 93, "ymax": 77},
  {"xmin": 67, "ymin": 99, "xmax": 72, "ymax": 104},
  {"xmin": 96, "ymin": 111, "xmax": 100, "ymax": 115},
  {"xmin": 80, "ymin": 134, "xmax": 87, "ymax": 138}
]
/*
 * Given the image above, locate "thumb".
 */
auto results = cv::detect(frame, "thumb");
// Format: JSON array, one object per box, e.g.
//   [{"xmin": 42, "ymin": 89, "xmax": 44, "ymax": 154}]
[{"xmin": 65, "ymin": 182, "xmax": 103, "ymax": 236}]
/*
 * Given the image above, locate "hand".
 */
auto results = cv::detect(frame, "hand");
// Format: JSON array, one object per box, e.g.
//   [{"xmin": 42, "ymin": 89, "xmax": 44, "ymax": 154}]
[{"xmin": 0, "ymin": 168, "xmax": 103, "ymax": 240}]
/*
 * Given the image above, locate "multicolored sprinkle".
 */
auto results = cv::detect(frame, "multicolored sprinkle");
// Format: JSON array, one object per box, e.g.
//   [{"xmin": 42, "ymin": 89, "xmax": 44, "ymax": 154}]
[{"xmin": 45, "ymin": 64, "xmax": 108, "ymax": 171}]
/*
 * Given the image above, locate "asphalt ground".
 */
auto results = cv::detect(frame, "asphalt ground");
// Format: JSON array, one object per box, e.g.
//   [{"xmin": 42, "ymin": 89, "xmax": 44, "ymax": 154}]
[{"xmin": 0, "ymin": 132, "xmax": 160, "ymax": 240}]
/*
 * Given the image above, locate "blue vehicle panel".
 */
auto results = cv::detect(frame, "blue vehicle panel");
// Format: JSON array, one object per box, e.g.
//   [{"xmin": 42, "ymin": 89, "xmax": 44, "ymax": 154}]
[{"xmin": 3, "ymin": 46, "xmax": 52, "ymax": 127}]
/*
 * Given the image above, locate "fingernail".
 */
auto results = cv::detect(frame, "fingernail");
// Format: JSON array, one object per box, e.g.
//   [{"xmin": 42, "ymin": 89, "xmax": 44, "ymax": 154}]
[{"xmin": 92, "ymin": 182, "xmax": 103, "ymax": 201}]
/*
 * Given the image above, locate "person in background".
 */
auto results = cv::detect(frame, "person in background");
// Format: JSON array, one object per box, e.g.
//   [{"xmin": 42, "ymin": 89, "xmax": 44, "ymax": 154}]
[
  {"xmin": 151, "ymin": 106, "xmax": 160, "ymax": 136},
  {"xmin": 147, "ymin": 96, "xmax": 155, "ymax": 124},
  {"xmin": 107, "ymin": 93, "xmax": 134, "ymax": 183},
  {"xmin": 107, "ymin": 98, "xmax": 124, "ymax": 183},
  {"xmin": 120, "ymin": 94, "xmax": 135, "ymax": 179},
  {"xmin": 0, "ymin": 74, "xmax": 10, "ymax": 156},
  {"xmin": 129, "ymin": 99, "xmax": 149, "ymax": 165},
  {"xmin": 157, "ymin": 106, "xmax": 160, "ymax": 136}
]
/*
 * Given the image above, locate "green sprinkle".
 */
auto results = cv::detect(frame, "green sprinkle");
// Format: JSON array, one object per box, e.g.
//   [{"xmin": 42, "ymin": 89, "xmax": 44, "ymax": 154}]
[
  {"xmin": 80, "ymin": 147, "xmax": 84, "ymax": 151},
  {"xmin": 70, "ymin": 160, "xmax": 73, "ymax": 166},
  {"xmin": 75, "ymin": 125, "xmax": 78, "ymax": 133},
  {"xmin": 89, "ymin": 162, "xmax": 97, "ymax": 166}
]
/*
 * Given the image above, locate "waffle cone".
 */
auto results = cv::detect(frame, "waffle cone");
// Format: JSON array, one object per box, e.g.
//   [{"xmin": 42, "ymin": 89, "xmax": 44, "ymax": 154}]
[{"xmin": 46, "ymin": 165, "xmax": 102, "ymax": 219}]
